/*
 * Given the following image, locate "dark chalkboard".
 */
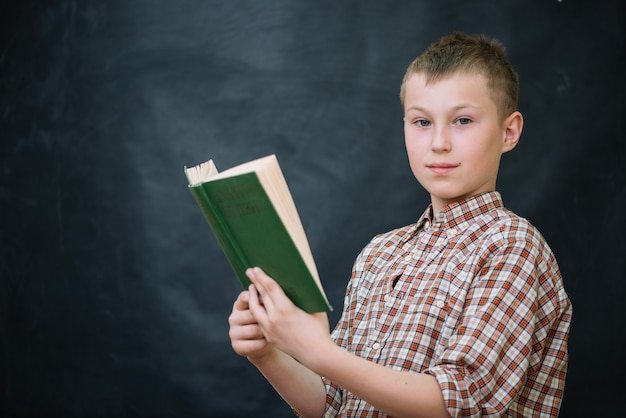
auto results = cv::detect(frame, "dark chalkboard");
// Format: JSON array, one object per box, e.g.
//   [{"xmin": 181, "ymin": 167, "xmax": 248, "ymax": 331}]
[{"xmin": 1, "ymin": 1, "xmax": 624, "ymax": 416}]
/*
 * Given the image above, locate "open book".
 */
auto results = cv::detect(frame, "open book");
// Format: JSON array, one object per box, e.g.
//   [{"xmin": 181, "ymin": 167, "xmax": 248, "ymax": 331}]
[{"xmin": 184, "ymin": 155, "xmax": 331, "ymax": 313}]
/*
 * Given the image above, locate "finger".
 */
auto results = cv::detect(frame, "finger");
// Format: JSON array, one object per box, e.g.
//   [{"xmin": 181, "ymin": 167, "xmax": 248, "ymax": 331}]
[
  {"xmin": 247, "ymin": 269, "xmax": 274, "ymax": 311},
  {"xmin": 232, "ymin": 290, "xmax": 250, "ymax": 311},
  {"xmin": 247, "ymin": 283, "xmax": 268, "ymax": 322},
  {"xmin": 231, "ymin": 339, "xmax": 267, "ymax": 356},
  {"xmin": 247, "ymin": 267, "xmax": 283, "ymax": 311},
  {"xmin": 228, "ymin": 307, "xmax": 257, "ymax": 328},
  {"xmin": 229, "ymin": 323, "xmax": 265, "ymax": 341},
  {"xmin": 230, "ymin": 327, "xmax": 267, "ymax": 354},
  {"xmin": 229, "ymin": 292, "xmax": 260, "ymax": 328}
]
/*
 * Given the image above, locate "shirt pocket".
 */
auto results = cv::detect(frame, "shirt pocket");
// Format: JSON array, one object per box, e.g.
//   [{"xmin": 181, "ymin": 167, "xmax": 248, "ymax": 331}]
[{"xmin": 386, "ymin": 284, "xmax": 452, "ymax": 371}]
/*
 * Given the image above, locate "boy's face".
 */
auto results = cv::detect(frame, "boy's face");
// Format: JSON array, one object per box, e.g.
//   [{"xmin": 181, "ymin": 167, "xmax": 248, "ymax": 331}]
[{"xmin": 403, "ymin": 72, "xmax": 522, "ymax": 213}]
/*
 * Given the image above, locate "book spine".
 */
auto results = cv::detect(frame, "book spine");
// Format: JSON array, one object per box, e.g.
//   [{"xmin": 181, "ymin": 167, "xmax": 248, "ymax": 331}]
[{"xmin": 188, "ymin": 185, "xmax": 252, "ymax": 289}]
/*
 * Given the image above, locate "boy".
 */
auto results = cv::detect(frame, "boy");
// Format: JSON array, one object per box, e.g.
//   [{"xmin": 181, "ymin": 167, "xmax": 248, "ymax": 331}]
[{"xmin": 228, "ymin": 32, "xmax": 572, "ymax": 417}]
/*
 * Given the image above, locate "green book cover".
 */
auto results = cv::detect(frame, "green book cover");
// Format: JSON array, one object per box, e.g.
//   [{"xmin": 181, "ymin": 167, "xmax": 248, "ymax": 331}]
[{"xmin": 185, "ymin": 155, "xmax": 332, "ymax": 313}]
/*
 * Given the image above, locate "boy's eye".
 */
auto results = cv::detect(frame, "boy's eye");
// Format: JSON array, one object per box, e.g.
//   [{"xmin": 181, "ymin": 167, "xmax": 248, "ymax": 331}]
[
  {"xmin": 455, "ymin": 117, "xmax": 472, "ymax": 125},
  {"xmin": 414, "ymin": 119, "xmax": 431, "ymax": 127}
]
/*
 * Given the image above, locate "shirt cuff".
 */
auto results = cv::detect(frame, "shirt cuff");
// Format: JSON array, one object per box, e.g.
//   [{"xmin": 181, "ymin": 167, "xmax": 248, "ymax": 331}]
[{"xmin": 424, "ymin": 366, "xmax": 466, "ymax": 417}]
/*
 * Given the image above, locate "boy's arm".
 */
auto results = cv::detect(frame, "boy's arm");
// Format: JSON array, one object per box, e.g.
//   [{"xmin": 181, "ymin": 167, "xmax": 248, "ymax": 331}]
[
  {"xmin": 228, "ymin": 288, "xmax": 327, "ymax": 417},
  {"xmin": 247, "ymin": 268, "xmax": 450, "ymax": 418},
  {"xmin": 249, "ymin": 348, "xmax": 327, "ymax": 417},
  {"xmin": 314, "ymin": 346, "xmax": 448, "ymax": 418}
]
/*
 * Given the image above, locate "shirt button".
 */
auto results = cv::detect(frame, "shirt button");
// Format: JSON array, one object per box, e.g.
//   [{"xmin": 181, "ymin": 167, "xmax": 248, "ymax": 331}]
[
  {"xmin": 384, "ymin": 294, "xmax": 390, "ymax": 302},
  {"xmin": 424, "ymin": 221, "xmax": 431, "ymax": 229},
  {"xmin": 435, "ymin": 299, "xmax": 445, "ymax": 308},
  {"xmin": 404, "ymin": 255, "xmax": 412, "ymax": 262},
  {"xmin": 446, "ymin": 228, "xmax": 457, "ymax": 238},
  {"xmin": 372, "ymin": 342, "xmax": 381, "ymax": 350}
]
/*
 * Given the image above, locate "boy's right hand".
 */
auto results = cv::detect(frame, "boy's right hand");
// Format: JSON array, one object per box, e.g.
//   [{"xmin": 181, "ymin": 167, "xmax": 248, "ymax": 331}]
[{"xmin": 228, "ymin": 290, "xmax": 273, "ymax": 361}]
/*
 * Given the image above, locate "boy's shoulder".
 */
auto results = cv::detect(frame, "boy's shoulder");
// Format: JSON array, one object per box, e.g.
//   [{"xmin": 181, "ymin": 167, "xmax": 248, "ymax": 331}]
[{"xmin": 485, "ymin": 205, "xmax": 550, "ymax": 248}]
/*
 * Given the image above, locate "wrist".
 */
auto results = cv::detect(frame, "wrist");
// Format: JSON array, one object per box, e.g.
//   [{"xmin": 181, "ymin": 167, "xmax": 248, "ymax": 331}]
[{"xmin": 247, "ymin": 346, "xmax": 280, "ymax": 368}]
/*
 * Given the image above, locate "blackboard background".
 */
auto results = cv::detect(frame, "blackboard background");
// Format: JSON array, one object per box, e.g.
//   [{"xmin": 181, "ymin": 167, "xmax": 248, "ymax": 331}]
[{"xmin": 1, "ymin": 1, "xmax": 624, "ymax": 417}]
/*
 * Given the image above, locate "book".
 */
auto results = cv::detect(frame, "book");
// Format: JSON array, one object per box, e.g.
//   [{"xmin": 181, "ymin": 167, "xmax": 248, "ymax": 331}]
[{"xmin": 184, "ymin": 154, "xmax": 332, "ymax": 313}]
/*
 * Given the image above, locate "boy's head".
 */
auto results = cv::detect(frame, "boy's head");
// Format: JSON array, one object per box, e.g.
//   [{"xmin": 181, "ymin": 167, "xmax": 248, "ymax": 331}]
[
  {"xmin": 400, "ymin": 32, "xmax": 524, "ymax": 213},
  {"xmin": 400, "ymin": 31, "xmax": 519, "ymax": 121}
]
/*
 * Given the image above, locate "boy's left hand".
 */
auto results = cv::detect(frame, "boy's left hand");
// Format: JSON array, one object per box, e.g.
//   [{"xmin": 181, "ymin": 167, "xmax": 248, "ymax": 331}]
[{"xmin": 246, "ymin": 267, "xmax": 332, "ymax": 365}]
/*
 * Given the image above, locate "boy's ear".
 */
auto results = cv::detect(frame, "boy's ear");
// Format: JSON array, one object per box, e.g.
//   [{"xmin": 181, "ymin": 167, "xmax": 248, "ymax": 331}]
[{"xmin": 502, "ymin": 111, "xmax": 523, "ymax": 153}]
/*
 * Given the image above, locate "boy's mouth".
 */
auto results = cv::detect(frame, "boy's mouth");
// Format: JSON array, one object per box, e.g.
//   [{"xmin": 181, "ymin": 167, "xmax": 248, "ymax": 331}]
[{"xmin": 427, "ymin": 162, "xmax": 459, "ymax": 175}]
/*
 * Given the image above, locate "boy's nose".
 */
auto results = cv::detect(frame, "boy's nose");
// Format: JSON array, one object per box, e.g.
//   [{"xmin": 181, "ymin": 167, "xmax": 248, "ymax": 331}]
[{"xmin": 431, "ymin": 127, "xmax": 451, "ymax": 152}]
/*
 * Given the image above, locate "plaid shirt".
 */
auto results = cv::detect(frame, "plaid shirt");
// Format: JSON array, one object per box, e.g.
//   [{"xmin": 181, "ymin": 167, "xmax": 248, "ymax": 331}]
[{"xmin": 322, "ymin": 192, "xmax": 572, "ymax": 417}]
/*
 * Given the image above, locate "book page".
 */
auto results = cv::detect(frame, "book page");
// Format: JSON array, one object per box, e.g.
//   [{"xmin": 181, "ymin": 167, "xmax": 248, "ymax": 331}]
[
  {"xmin": 211, "ymin": 155, "xmax": 276, "ymax": 181},
  {"xmin": 184, "ymin": 160, "xmax": 218, "ymax": 186}
]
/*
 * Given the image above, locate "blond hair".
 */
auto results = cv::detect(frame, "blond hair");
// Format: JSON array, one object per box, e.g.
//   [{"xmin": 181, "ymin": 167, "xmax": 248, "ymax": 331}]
[{"xmin": 400, "ymin": 32, "xmax": 519, "ymax": 120}]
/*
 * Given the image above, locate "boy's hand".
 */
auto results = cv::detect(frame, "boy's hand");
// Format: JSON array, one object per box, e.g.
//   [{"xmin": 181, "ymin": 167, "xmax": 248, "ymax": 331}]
[
  {"xmin": 246, "ymin": 267, "xmax": 332, "ymax": 366},
  {"xmin": 228, "ymin": 290, "xmax": 274, "ymax": 362}
]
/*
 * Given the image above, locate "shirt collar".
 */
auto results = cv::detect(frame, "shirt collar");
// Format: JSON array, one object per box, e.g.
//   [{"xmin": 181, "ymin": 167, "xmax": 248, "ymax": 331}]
[{"xmin": 404, "ymin": 191, "xmax": 504, "ymax": 242}]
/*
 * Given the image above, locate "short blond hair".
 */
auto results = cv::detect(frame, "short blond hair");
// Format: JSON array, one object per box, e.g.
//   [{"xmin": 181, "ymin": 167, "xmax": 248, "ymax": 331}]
[{"xmin": 400, "ymin": 32, "xmax": 519, "ymax": 120}]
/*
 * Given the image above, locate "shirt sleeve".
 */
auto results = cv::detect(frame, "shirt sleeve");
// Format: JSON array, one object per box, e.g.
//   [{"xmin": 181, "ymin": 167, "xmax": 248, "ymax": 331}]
[
  {"xmin": 424, "ymin": 227, "xmax": 569, "ymax": 417},
  {"xmin": 321, "ymin": 239, "xmax": 372, "ymax": 417},
  {"xmin": 319, "ymin": 275, "xmax": 353, "ymax": 417}
]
